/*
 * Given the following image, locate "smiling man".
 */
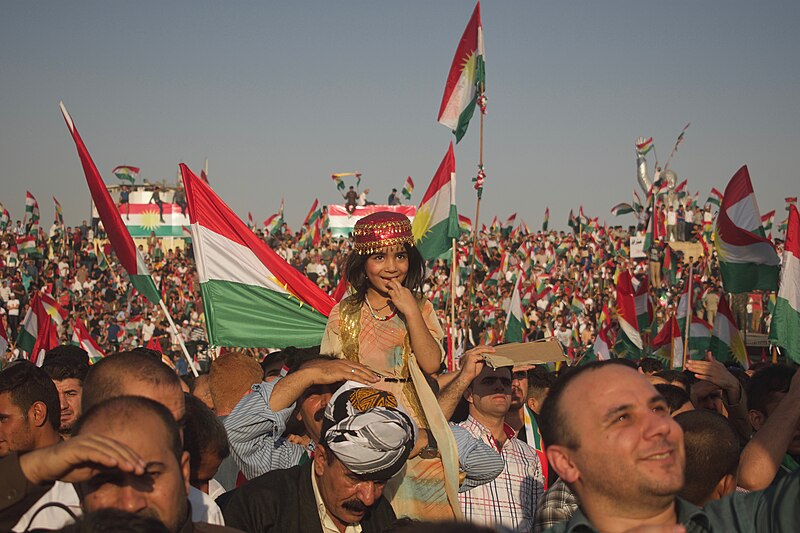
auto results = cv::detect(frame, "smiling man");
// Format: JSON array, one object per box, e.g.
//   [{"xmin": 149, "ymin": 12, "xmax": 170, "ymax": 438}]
[{"xmin": 540, "ymin": 360, "xmax": 800, "ymax": 533}]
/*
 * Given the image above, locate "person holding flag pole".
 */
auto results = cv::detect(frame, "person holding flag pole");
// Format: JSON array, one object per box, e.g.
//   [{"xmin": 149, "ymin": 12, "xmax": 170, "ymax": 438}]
[{"xmin": 59, "ymin": 102, "xmax": 198, "ymax": 377}]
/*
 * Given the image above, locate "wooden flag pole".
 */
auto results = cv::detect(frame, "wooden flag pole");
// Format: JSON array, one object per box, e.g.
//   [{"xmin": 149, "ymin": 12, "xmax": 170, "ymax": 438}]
[
  {"xmin": 450, "ymin": 237, "xmax": 458, "ymax": 371},
  {"xmin": 682, "ymin": 261, "xmax": 694, "ymax": 368},
  {"xmin": 158, "ymin": 299, "xmax": 199, "ymax": 377},
  {"xmin": 466, "ymin": 99, "xmax": 486, "ymax": 336}
]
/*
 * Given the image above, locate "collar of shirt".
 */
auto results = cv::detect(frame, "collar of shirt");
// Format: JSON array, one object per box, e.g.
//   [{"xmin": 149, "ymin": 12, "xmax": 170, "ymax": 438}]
[
  {"xmin": 310, "ymin": 466, "xmax": 362, "ymax": 533},
  {"xmin": 463, "ymin": 415, "xmax": 517, "ymax": 450},
  {"xmin": 559, "ymin": 498, "xmax": 709, "ymax": 532}
]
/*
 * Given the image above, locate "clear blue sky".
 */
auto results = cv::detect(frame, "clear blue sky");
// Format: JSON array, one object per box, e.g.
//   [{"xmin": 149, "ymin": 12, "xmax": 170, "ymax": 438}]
[{"xmin": 1, "ymin": 1, "xmax": 798, "ymax": 230}]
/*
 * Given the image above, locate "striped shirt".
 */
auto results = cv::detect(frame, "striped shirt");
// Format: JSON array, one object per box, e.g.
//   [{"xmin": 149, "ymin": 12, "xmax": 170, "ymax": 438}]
[{"xmin": 458, "ymin": 415, "xmax": 545, "ymax": 532}]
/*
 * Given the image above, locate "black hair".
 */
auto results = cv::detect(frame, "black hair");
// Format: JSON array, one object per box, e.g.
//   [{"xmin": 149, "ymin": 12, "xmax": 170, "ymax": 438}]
[
  {"xmin": 639, "ymin": 357, "xmax": 665, "ymax": 374},
  {"xmin": 746, "ymin": 365, "xmax": 796, "ymax": 415},
  {"xmin": 0, "ymin": 361, "xmax": 60, "ymax": 431},
  {"xmin": 654, "ymin": 383, "xmax": 691, "ymax": 414},
  {"xmin": 43, "ymin": 345, "xmax": 90, "ymax": 368},
  {"xmin": 74, "ymin": 395, "xmax": 182, "ymax": 462},
  {"xmin": 653, "ymin": 369, "xmax": 694, "ymax": 396},
  {"xmin": 344, "ymin": 243, "xmax": 425, "ymax": 303},
  {"xmin": 58, "ymin": 509, "xmax": 170, "ymax": 533},
  {"xmin": 540, "ymin": 360, "xmax": 619, "ymax": 450},
  {"xmin": 526, "ymin": 366, "xmax": 555, "ymax": 400},
  {"xmin": 675, "ymin": 410, "xmax": 740, "ymax": 506},
  {"xmin": 183, "ymin": 394, "xmax": 230, "ymax": 482},
  {"xmin": 42, "ymin": 351, "xmax": 89, "ymax": 383}
]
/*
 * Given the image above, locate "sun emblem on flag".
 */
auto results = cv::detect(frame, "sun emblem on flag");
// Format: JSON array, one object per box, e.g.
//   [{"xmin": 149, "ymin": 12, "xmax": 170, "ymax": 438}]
[
  {"xmin": 411, "ymin": 206, "xmax": 432, "ymax": 241},
  {"xmin": 140, "ymin": 209, "xmax": 162, "ymax": 231}
]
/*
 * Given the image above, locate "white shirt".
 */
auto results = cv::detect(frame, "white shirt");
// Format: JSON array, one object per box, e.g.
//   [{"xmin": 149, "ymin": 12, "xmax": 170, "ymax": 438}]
[
  {"xmin": 188, "ymin": 485, "xmax": 225, "ymax": 525},
  {"xmin": 13, "ymin": 481, "xmax": 80, "ymax": 532},
  {"xmin": 311, "ymin": 466, "xmax": 362, "ymax": 533}
]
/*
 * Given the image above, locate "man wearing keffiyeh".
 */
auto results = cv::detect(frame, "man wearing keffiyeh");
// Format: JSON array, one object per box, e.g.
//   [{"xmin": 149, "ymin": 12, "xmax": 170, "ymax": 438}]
[{"xmin": 223, "ymin": 384, "xmax": 414, "ymax": 533}]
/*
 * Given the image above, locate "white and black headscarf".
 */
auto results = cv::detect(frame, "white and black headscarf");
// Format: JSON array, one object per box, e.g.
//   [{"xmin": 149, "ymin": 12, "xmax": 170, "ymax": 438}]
[{"xmin": 321, "ymin": 382, "xmax": 417, "ymax": 481}]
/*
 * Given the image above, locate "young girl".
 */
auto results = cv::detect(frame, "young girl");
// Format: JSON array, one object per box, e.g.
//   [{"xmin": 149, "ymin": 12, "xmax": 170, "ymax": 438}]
[{"xmin": 320, "ymin": 211, "xmax": 461, "ymax": 520}]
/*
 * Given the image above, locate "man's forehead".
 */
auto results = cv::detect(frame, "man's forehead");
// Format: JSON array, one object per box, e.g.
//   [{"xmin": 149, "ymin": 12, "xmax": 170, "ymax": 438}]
[
  {"xmin": 476, "ymin": 366, "xmax": 512, "ymax": 380},
  {"xmin": 567, "ymin": 365, "xmax": 655, "ymax": 410}
]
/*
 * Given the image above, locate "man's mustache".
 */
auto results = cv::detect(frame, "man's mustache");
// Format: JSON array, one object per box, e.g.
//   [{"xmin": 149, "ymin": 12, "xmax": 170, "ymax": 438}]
[{"xmin": 342, "ymin": 499, "xmax": 369, "ymax": 513}]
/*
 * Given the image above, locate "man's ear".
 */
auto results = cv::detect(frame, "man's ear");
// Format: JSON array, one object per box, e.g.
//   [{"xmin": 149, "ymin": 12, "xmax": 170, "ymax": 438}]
[
  {"xmin": 747, "ymin": 409, "xmax": 766, "ymax": 432},
  {"xmin": 546, "ymin": 445, "xmax": 580, "ymax": 485},
  {"xmin": 29, "ymin": 401, "xmax": 48, "ymax": 429},
  {"xmin": 180, "ymin": 451, "xmax": 191, "ymax": 496},
  {"xmin": 463, "ymin": 387, "xmax": 474, "ymax": 406},
  {"xmin": 711, "ymin": 473, "xmax": 737, "ymax": 500},
  {"xmin": 313, "ymin": 445, "xmax": 327, "ymax": 477}
]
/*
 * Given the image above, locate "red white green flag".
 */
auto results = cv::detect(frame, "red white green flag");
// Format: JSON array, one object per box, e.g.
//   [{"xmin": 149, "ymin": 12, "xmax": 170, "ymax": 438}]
[
  {"xmin": 714, "ymin": 165, "xmax": 779, "ymax": 293},
  {"xmin": 706, "ymin": 187, "xmax": 724, "ymax": 208},
  {"xmin": 16, "ymin": 294, "xmax": 58, "ymax": 365},
  {"xmin": 769, "ymin": 204, "xmax": 800, "ymax": 363},
  {"xmin": 616, "ymin": 270, "xmax": 643, "ymax": 352},
  {"xmin": 412, "ymin": 143, "xmax": 460, "ymax": 260},
  {"xmin": 71, "ymin": 318, "xmax": 106, "ymax": 364},
  {"xmin": 437, "ymin": 2, "xmax": 485, "ymax": 143},
  {"xmin": 112, "ymin": 165, "xmax": 139, "ymax": 185},
  {"xmin": 710, "ymin": 293, "xmax": 748, "ymax": 369},
  {"xmin": 503, "ymin": 275, "xmax": 525, "ymax": 343},
  {"xmin": 60, "ymin": 103, "xmax": 161, "ymax": 304},
  {"xmin": 652, "ymin": 315, "xmax": 684, "ymax": 369},
  {"xmin": 181, "ymin": 164, "xmax": 334, "ymax": 348},
  {"xmin": 402, "ymin": 177, "xmax": 415, "ymax": 201}
]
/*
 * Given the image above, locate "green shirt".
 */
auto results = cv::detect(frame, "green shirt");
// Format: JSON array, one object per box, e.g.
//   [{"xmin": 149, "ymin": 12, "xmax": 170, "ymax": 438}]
[{"xmin": 545, "ymin": 469, "xmax": 800, "ymax": 532}]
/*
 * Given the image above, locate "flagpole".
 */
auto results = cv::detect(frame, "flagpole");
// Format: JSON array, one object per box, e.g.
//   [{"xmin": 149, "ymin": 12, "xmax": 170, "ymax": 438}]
[
  {"xmin": 450, "ymin": 237, "xmax": 457, "ymax": 371},
  {"xmin": 158, "ymin": 299, "xmax": 199, "ymax": 377},
  {"xmin": 682, "ymin": 261, "xmax": 693, "ymax": 368},
  {"xmin": 466, "ymin": 99, "xmax": 486, "ymax": 337}
]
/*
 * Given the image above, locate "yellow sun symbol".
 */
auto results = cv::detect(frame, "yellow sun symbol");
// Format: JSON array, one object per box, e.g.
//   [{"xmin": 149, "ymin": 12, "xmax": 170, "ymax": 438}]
[
  {"xmin": 140, "ymin": 209, "xmax": 162, "ymax": 231},
  {"xmin": 411, "ymin": 206, "xmax": 433, "ymax": 241}
]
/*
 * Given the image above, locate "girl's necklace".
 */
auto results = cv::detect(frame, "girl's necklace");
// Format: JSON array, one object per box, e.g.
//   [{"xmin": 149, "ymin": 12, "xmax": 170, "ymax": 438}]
[{"xmin": 365, "ymin": 298, "xmax": 396, "ymax": 321}]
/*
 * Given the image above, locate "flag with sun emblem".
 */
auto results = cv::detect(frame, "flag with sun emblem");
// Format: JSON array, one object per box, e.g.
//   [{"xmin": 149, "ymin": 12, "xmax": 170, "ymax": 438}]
[
  {"xmin": 437, "ymin": 2, "xmax": 485, "ymax": 143},
  {"xmin": 411, "ymin": 142, "xmax": 460, "ymax": 260}
]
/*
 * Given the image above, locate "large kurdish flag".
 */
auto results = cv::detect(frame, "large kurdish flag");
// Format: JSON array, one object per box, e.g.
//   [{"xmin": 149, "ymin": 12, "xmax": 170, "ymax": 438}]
[
  {"xmin": 181, "ymin": 164, "xmax": 334, "ymax": 348},
  {"xmin": 769, "ymin": 204, "xmax": 800, "ymax": 363},
  {"xmin": 437, "ymin": 2, "xmax": 485, "ymax": 143},
  {"xmin": 710, "ymin": 293, "xmax": 748, "ymax": 368},
  {"xmin": 60, "ymin": 103, "xmax": 161, "ymax": 304},
  {"xmin": 119, "ymin": 203, "xmax": 190, "ymax": 237},
  {"xmin": 412, "ymin": 143, "xmax": 460, "ymax": 260},
  {"xmin": 714, "ymin": 166, "xmax": 779, "ymax": 293}
]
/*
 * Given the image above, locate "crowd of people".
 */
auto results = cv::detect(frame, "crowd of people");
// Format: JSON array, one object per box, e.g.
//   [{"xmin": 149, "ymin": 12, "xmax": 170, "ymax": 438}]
[{"xmin": 0, "ymin": 202, "xmax": 797, "ymax": 533}]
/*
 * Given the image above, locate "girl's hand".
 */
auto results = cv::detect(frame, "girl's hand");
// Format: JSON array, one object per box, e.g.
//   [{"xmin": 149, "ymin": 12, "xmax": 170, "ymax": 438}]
[{"xmin": 385, "ymin": 279, "xmax": 418, "ymax": 317}]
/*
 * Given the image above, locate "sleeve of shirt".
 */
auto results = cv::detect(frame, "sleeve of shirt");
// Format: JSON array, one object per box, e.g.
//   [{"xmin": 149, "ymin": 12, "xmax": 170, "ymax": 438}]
[
  {"xmin": 703, "ymin": 468, "xmax": 800, "ymax": 531},
  {"xmin": 532, "ymin": 480, "xmax": 579, "ymax": 533},
  {"xmin": 450, "ymin": 424, "xmax": 504, "ymax": 492},
  {"xmin": 319, "ymin": 303, "xmax": 343, "ymax": 356},
  {"xmin": 0, "ymin": 453, "xmax": 53, "ymax": 531},
  {"xmin": 223, "ymin": 379, "xmax": 305, "ymax": 479}
]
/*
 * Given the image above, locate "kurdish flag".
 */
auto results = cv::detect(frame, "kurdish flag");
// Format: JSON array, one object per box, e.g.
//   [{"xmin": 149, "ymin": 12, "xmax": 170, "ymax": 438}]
[
  {"xmin": 17, "ymin": 294, "xmax": 58, "ymax": 365},
  {"xmin": 616, "ymin": 270, "xmax": 643, "ymax": 352},
  {"xmin": 60, "ymin": 102, "xmax": 161, "ymax": 304},
  {"xmin": 16, "ymin": 236, "xmax": 37, "ymax": 256},
  {"xmin": 412, "ymin": 143, "xmax": 460, "ymax": 260},
  {"xmin": 503, "ymin": 274, "xmax": 525, "ymax": 343},
  {"xmin": 636, "ymin": 137, "xmax": 654, "ymax": 156},
  {"xmin": 437, "ymin": 2, "xmax": 485, "ymax": 143},
  {"xmin": 706, "ymin": 187, "xmax": 724, "ymax": 208},
  {"xmin": 570, "ymin": 295, "xmax": 586, "ymax": 316},
  {"xmin": 181, "ymin": 164, "xmax": 334, "ymax": 348},
  {"xmin": 25, "ymin": 191, "xmax": 40, "ymax": 223},
  {"xmin": 71, "ymin": 318, "xmax": 106, "ymax": 364},
  {"xmin": 769, "ymin": 204, "xmax": 800, "ymax": 363},
  {"xmin": 402, "ymin": 177, "xmax": 415, "ymax": 200},
  {"xmin": 112, "ymin": 165, "xmax": 139, "ymax": 185},
  {"xmin": 611, "ymin": 202, "xmax": 635, "ymax": 217},
  {"xmin": 53, "ymin": 197, "xmax": 64, "ymax": 226},
  {"xmin": 761, "ymin": 209, "xmax": 776, "ymax": 238},
  {"xmin": 40, "ymin": 293, "xmax": 68, "ymax": 326},
  {"xmin": 303, "ymin": 199, "xmax": 320, "ymax": 227},
  {"xmin": 652, "ymin": 315, "xmax": 684, "ymax": 369},
  {"xmin": 0, "ymin": 205, "xmax": 10, "ymax": 232},
  {"xmin": 714, "ymin": 166, "xmax": 779, "ymax": 293},
  {"xmin": 458, "ymin": 214, "xmax": 472, "ymax": 234},
  {"xmin": 710, "ymin": 293, "xmax": 748, "ymax": 369}
]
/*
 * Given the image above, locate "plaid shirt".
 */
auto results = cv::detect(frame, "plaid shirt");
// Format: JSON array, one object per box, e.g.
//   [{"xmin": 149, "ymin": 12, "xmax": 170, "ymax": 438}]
[
  {"xmin": 458, "ymin": 415, "xmax": 545, "ymax": 532},
  {"xmin": 532, "ymin": 478, "xmax": 579, "ymax": 533}
]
